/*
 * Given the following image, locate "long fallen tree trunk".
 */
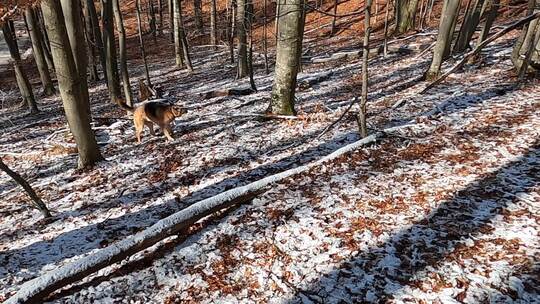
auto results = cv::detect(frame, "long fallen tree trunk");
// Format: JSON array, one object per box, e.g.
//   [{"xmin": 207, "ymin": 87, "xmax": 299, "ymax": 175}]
[
  {"xmin": 5, "ymin": 124, "xmax": 413, "ymax": 304},
  {"xmin": 421, "ymin": 12, "xmax": 540, "ymax": 94}
]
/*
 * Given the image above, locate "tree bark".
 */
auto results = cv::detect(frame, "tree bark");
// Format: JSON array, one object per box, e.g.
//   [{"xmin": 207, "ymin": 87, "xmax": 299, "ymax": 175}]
[
  {"xmin": 358, "ymin": 0, "xmax": 372, "ymax": 138},
  {"xmin": 331, "ymin": 0, "xmax": 338, "ymax": 35},
  {"xmin": 194, "ymin": 0, "xmax": 204, "ymax": 31},
  {"xmin": 25, "ymin": 7, "xmax": 55, "ymax": 96},
  {"xmin": 0, "ymin": 158, "xmax": 51, "ymax": 218},
  {"xmin": 149, "ymin": 0, "xmax": 158, "ymax": 42},
  {"xmin": 158, "ymin": 0, "xmax": 164, "ymax": 34},
  {"xmin": 263, "ymin": 0, "xmax": 269, "ymax": 73},
  {"xmin": 477, "ymin": 0, "xmax": 499, "ymax": 43},
  {"xmin": 61, "ymin": 0, "xmax": 91, "ymax": 117},
  {"xmin": 236, "ymin": 0, "xmax": 249, "ymax": 78},
  {"xmin": 454, "ymin": 0, "xmax": 486, "ymax": 53},
  {"xmin": 41, "ymin": 0, "xmax": 104, "ymax": 169},
  {"xmin": 425, "ymin": 0, "xmax": 460, "ymax": 80},
  {"xmin": 228, "ymin": 0, "xmax": 236, "ymax": 63},
  {"xmin": 80, "ymin": 0, "xmax": 99, "ymax": 82},
  {"xmin": 210, "ymin": 0, "xmax": 218, "ymax": 46},
  {"xmin": 268, "ymin": 0, "xmax": 305, "ymax": 116},
  {"xmin": 395, "ymin": 0, "xmax": 420, "ymax": 34},
  {"xmin": 383, "ymin": 0, "xmax": 390, "ymax": 56},
  {"xmin": 102, "ymin": 0, "xmax": 122, "ymax": 103},
  {"xmin": 86, "ymin": 0, "xmax": 108, "ymax": 82},
  {"xmin": 173, "ymin": 0, "xmax": 193, "ymax": 71},
  {"xmin": 512, "ymin": 0, "xmax": 540, "ymax": 73},
  {"xmin": 169, "ymin": 0, "xmax": 174, "ymax": 41},
  {"xmin": 1, "ymin": 22, "xmax": 38, "ymax": 114},
  {"xmin": 113, "ymin": 0, "xmax": 134, "ymax": 106},
  {"xmin": 136, "ymin": 0, "xmax": 153, "ymax": 87},
  {"xmin": 247, "ymin": 0, "xmax": 257, "ymax": 91}
]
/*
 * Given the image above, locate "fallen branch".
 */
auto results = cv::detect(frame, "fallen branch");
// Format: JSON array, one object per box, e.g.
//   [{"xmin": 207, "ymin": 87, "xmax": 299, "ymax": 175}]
[
  {"xmin": 5, "ymin": 123, "xmax": 415, "ymax": 304},
  {"xmin": 421, "ymin": 12, "xmax": 540, "ymax": 94},
  {"xmin": 0, "ymin": 5, "xmax": 17, "ymax": 23},
  {"xmin": 317, "ymin": 98, "xmax": 356, "ymax": 139}
]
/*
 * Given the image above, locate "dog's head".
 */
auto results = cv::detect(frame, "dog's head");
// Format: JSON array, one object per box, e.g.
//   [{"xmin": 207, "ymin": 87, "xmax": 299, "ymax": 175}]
[{"xmin": 171, "ymin": 105, "xmax": 187, "ymax": 117}]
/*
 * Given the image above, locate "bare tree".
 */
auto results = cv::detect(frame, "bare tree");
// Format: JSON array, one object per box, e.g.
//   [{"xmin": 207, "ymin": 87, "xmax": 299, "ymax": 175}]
[
  {"xmin": 512, "ymin": 0, "xmax": 540, "ymax": 75},
  {"xmin": 268, "ymin": 0, "xmax": 305, "ymax": 115},
  {"xmin": 41, "ymin": 0, "xmax": 104, "ymax": 168},
  {"xmin": 149, "ymin": 0, "xmax": 157, "ymax": 42},
  {"xmin": 425, "ymin": 0, "xmax": 460, "ymax": 80},
  {"xmin": 25, "ymin": 7, "xmax": 55, "ymax": 96},
  {"xmin": 136, "ymin": 0, "xmax": 153, "ymax": 87},
  {"xmin": 236, "ymin": 0, "xmax": 249, "ymax": 78},
  {"xmin": 1, "ymin": 21, "xmax": 38, "ymax": 114},
  {"xmin": 331, "ymin": 0, "xmax": 339, "ymax": 35},
  {"xmin": 102, "ymin": 0, "xmax": 122, "ymax": 103},
  {"xmin": 193, "ymin": 0, "xmax": 204, "ymax": 31},
  {"xmin": 210, "ymin": 0, "xmax": 218, "ymax": 46},
  {"xmin": 263, "ymin": 0, "xmax": 269, "ymax": 73},
  {"xmin": 85, "ymin": 0, "xmax": 108, "ymax": 81},
  {"xmin": 0, "ymin": 158, "xmax": 51, "ymax": 218},
  {"xmin": 454, "ymin": 0, "xmax": 486, "ymax": 53},
  {"xmin": 173, "ymin": 0, "xmax": 193, "ymax": 71},
  {"xmin": 395, "ymin": 0, "xmax": 420, "ymax": 34},
  {"xmin": 358, "ymin": 0, "xmax": 373, "ymax": 138},
  {"xmin": 113, "ymin": 0, "xmax": 134, "ymax": 106}
]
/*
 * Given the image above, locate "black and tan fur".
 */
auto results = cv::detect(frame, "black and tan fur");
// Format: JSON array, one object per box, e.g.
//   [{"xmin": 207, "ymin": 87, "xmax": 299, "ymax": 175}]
[{"xmin": 117, "ymin": 99, "xmax": 187, "ymax": 143}]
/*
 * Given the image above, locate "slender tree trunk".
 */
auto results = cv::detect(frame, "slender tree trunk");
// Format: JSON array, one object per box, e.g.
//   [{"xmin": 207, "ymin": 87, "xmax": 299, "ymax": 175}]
[
  {"xmin": 359, "ymin": 0, "xmax": 372, "ymax": 138},
  {"xmin": 61, "ymin": 0, "xmax": 92, "ymax": 118},
  {"xmin": 81, "ymin": 0, "xmax": 99, "ymax": 82},
  {"xmin": 247, "ymin": 0, "xmax": 257, "ymax": 91},
  {"xmin": 228, "ymin": 0, "xmax": 236, "ymax": 63},
  {"xmin": 149, "ymin": 0, "xmax": 158, "ymax": 42},
  {"xmin": 179, "ymin": 1, "xmax": 193, "ymax": 72},
  {"xmin": 477, "ymin": 0, "xmax": 499, "ymax": 43},
  {"xmin": 427, "ymin": 0, "xmax": 435, "ymax": 23},
  {"xmin": 236, "ymin": 0, "xmax": 249, "ymax": 78},
  {"xmin": 102, "ymin": 0, "xmax": 122, "ymax": 103},
  {"xmin": 158, "ymin": 0, "xmax": 164, "ymax": 34},
  {"xmin": 25, "ymin": 7, "xmax": 55, "ymax": 96},
  {"xmin": 136, "ymin": 0, "xmax": 153, "ymax": 87},
  {"xmin": 263, "ymin": 0, "xmax": 269, "ymax": 73},
  {"xmin": 454, "ymin": 0, "xmax": 486, "ymax": 53},
  {"xmin": 173, "ymin": 0, "xmax": 185, "ymax": 67},
  {"xmin": 425, "ymin": 0, "xmax": 460, "ymax": 80},
  {"xmin": 2, "ymin": 22, "xmax": 39, "ymax": 114},
  {"xmin": 41, "ymin": 0, "xmax": 104, "ymax": 168},
  {"xmin": 395, "ymin": 0, "xmax": 420, "ymax": 34},
  {"xmin": 210, "ymin": 0, "xmax": 218, "ymax": 46},
  {"xmin": 86, "ymin": 0, "xmax": 108, "ymax": 82},
  {"xmin": 331, "ymin": 0, "xmax": 338, "ymax": 35},
  {"xmin": 512, "ymin": 0, "xmax": 540, "ymax": 73},
  {"xmin": 268, "ymin": 0, "xmax": 305, "ymax": 116},
  {"xmin": 0, "ymin": 158, "xmax": 51, "ymax": 218},
  {"xmin": 113, "ymin": 0, "xmax": 134, "ymax": 106},
  {"xmin": 169, "ymin": 0, "xmax": 174, "ymax": 41},
  {"xmin": 383, "ymin": 0, "xmax": 390, "ymax": 56},
  {"xmin": 194, "ymin": 0, "xmax": 204, "ymax": 31}
]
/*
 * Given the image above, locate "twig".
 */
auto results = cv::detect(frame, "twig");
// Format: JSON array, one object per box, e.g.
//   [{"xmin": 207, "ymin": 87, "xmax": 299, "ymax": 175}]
[{"xmin": 317, "ymin": 98, "xmax": 356, "ymax": 139}]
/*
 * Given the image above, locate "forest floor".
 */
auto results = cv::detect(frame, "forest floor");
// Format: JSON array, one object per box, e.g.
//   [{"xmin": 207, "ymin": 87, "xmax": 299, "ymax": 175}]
[{"xmin": 1, "ymin": 16, "xmax": 540, "ymax": 304}]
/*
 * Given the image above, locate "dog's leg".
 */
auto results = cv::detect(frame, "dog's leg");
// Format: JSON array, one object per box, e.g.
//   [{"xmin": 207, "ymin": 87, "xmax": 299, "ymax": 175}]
[
  {"xmin": 162, "ymin": 125, "xmax": 175, "ymax": 141},
  {"xmin": 134, "ymin": 119, "xmax": 144, "ymax": 143},
  {"xmin": 146, "ymin": 122, "xmax": 156, "ymax": 136}
]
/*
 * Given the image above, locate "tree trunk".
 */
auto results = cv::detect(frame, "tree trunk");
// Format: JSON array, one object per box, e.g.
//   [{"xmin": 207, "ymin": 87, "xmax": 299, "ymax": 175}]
[
  {"xmin": 25, "ymin": 7, "xmax": 55, "ymax": 96},
  {"xmin": 210, "ymin": 0, "xmax": 218, "ymax": 46},
  {"xmin": 331, "ymin": 0, "xmax": 338, "ymax": 35},
  {"xmin": 247, "ymin": 0, "xmax": 257, "ymax": 91},
  {"xmin": 80, "ymin": 0, "xmax": 99, "ymax": 82},
  {"xmin": 358, "ymin": 0, "xmax": 372, "ymax": 138},
  {"xmin": 86, "ymin": 0, "xmax": 108, "ymax": 82},
  {"xmin": 113, "ymin": 0, "xmax": 134, "ymax": 106},
  {"xmin": 425, "ymin": 0, "xmax": 460, "ymax": 80},
  {"xmin": 61, "ymin": 0, "xmax": 91, "ymax": 117},
  {"xmin": 158, "ymin": 0, "xmax": 164, "ymax": 34},
  {"xmin": 136, "ymin": 0, "xmax": 153, "ymax": 87},
  {"xmin": 263, "ymin": 0, "xmax": 269, "ymax": 73},
  {"xmin": 228, "ymin": 0, "xmax": 236, "ymax": 63},
  {"xmin": 512, "ymin": 0, "xmax": 540, "ymax": 73},
  {"xmin": 477, "ymin": 0, "xmax": 499, "ymax": 43},
  {"xmin": 0, "ymin": 158, "xmax": 51, "ymax": 218},
  {"xmin": 173, "ymin": 0, "xmax": 193, "ymax": 70},
  {"xmin": 149, "ymin": 0, "xmax": 158, "ymax": 42},
  {"xmin": 268, "ymin": 0, "xmax": 305, "ymax": 116},
  {"xmin": 40, "ymin": 0, "xmax": 104, "ymax": 169},
  {"xmin": 395, "ymin": 0, "xmax": 420, "ymax": 34},
  {"xmin": 383, "ymin": 0, "xmax": 390, "ymax": 56},
  {"xmin": 1, "ymin": 22, "xmax": 39, "ymax": 114},
  {"xmin": 454, "ymin": 0, "xmax": 486, "ymax": 53},
  {"xmin": 194, "ymin": 0, "xmax": 204, "ymax": 31},
  {"xmin": 169, "ymin": 0, "xmax": 174, "ymax": 41},
  {"xmin": 102, "ymin": 0, "xmax": 122, "ymax": 103},
  {"xmin": 236, "ymin": 0, "xmax": 249, "ymax": 78}
]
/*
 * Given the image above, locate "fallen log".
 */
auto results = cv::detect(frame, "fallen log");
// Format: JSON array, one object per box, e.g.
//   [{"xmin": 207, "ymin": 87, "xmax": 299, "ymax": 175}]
[
  {"xmin": 421, "ymin": 12, "xmax": 540, "ymax": 94},
  {"xmin": 5, "ymin": 123, "xmax": 414, "ymax": 304}
]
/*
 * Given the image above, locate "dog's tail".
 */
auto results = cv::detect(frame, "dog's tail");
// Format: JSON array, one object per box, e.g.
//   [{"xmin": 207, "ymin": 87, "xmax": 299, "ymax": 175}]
[{"xmin": 116, "ymin": 98, "xmax": 135, "ymax": 112}]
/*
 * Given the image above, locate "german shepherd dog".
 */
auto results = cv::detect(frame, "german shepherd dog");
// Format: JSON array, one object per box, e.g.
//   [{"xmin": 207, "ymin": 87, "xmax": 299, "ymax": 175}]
[{"xmin": 117, "ymin": 99, "xmax": 187, "ymax": 143}]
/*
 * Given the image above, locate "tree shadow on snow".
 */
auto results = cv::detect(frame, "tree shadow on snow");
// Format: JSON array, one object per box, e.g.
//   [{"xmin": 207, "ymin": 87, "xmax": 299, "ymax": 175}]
[{"xmin": 286, "ymin": 142, "xmax": 540, "ymax": 303}]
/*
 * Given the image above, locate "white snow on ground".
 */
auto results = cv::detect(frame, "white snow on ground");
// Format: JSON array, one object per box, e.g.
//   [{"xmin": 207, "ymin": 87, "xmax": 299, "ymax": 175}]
[{"xmin": 0, "ymin": 32, "xmax": 539, "ymax": 303}]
